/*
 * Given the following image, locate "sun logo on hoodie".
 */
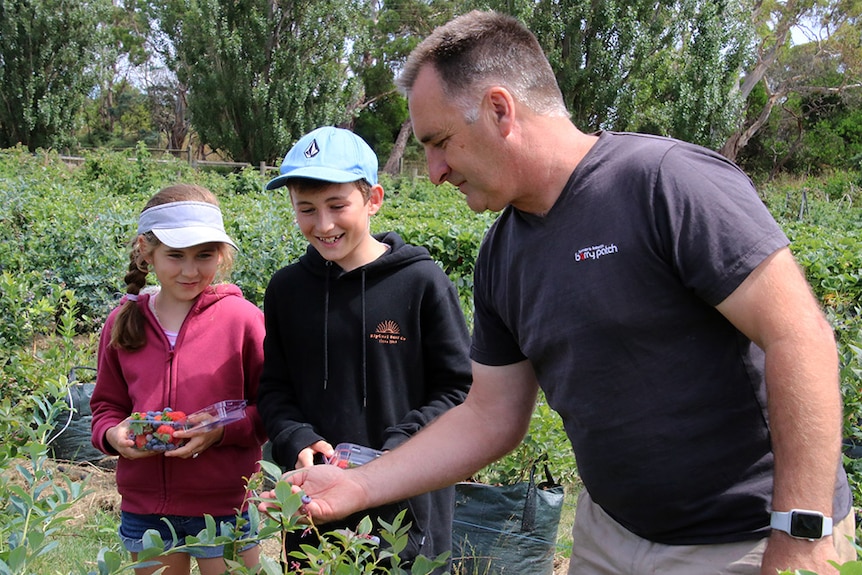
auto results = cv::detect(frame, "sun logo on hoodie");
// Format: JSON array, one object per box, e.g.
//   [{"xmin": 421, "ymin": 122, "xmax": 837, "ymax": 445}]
[
  {"xmin": 377, "ymin": 320, "xmax": 400, "ymax": 334},
  {"xmin": 370, "ymin": 320, "xmax": 407, "ymax": 345}
]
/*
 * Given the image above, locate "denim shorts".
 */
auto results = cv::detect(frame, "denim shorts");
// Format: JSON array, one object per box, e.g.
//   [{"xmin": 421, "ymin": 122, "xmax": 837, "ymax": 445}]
[{"xmin": 119, "ymin": 510, "xmax": 258, "ymax": 558}]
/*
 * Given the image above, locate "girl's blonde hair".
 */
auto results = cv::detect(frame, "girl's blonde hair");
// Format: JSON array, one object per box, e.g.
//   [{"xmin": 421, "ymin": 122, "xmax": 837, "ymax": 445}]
[{"xmin": 110, "ymin": 184, "xmax": 235, "ymax": 350}]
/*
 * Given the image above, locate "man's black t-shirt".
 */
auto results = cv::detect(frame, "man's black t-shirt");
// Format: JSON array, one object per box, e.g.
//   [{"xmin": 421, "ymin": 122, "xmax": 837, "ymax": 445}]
[{"xmin": 471, "ymin": 131, "xmax": 851, "ymax": 544}]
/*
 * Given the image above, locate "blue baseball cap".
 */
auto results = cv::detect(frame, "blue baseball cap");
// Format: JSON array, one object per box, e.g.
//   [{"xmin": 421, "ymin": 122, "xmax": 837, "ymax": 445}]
[{"xmin": 265, "ymin": 126, "xmax": 379, "ymax": 190}]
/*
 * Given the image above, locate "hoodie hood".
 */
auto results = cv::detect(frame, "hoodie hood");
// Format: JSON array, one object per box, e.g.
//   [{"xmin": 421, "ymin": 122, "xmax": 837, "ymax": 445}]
[
  {"xmin": 297, "ymin": 231, "xmax": 432, "ymax": 279},
  {"xmin": 123, "ymin": 283, "xmax": 245, "ymax": 316}
]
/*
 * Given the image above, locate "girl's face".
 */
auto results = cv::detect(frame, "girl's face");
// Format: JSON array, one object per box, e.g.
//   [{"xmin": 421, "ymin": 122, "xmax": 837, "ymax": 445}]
[
  {"xmin": 291, "ymin": 182, "xmax": 384, "ymax": 271},
  {"xmin": 146, "ymin": 242, "xmax": 222, "ymax": 305}
]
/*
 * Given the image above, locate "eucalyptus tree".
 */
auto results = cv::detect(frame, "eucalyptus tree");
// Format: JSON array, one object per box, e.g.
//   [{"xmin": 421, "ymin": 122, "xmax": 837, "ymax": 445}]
[
  {"xmin": 525, "ymin": 0, "xmax": 752, "ymax": 149},
  {"xmin": 721, "ymin": 0, "xmax": 862, "ymax": 163},
  {"xmin": 0, "ymin": 0, "xmax": 111, "ymax": 150},
  {"xmin": 156, "ymin": 0, "xmax": 369, "ymax": 164},
  {"xmin": 83, "ymin": 0, "xmax": 156, "ymax": 147},
  {"xmin": 355, "ymin": 0, "xmax": 474, "ymax": 175},
  {"xmin": 736, "ymin": 38, "xmax": 862, "ymax": 176}
]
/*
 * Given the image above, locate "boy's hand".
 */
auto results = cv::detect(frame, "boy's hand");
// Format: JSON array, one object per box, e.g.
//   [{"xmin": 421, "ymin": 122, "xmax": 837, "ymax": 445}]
[{"xmin": 296, "ymin": 440, "xmax": 334, "ymax": 469}]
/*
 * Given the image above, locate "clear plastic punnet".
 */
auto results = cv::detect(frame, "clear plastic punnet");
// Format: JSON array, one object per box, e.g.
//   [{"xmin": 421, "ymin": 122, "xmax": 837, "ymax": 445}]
[
  {"xmin": 326, "ymin": 442, "xmax": 383, "ymax": 469},
  {"xmin": 187, "ymin": 399, "xmax": 248, "ymax": 431},
  {"xmin": 126, "ymin": 400, "xmax": 247, "ymax": 451}
]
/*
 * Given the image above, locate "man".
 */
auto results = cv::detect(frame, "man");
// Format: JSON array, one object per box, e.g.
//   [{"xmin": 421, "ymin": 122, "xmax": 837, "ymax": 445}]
[{"xmin": 260, "ymin": 11, "xmax": 853, "ymax": 574}]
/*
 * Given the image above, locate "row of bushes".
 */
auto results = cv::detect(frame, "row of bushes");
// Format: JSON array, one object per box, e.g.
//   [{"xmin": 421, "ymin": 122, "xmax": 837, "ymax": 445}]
[
  {"xmin": 1, "ymin": 145, "xmax": 861, "ymax": 574},
  {"xmin": 2, "ymin": 146, "xmax": 861, "ymax": 459},
  {"xmin": 0, "ymin": 145, "xmax": 493, "ymax": 333},
  {"xmin": 0, "ymin": 145, "xmax": 573, "ymax": 487}
]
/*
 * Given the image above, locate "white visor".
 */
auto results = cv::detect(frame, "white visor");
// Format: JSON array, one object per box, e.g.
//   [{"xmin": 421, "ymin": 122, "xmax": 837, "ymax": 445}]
[{"xmin": 137, "ymin": 201, "xmax": 237, "ymax": 250}]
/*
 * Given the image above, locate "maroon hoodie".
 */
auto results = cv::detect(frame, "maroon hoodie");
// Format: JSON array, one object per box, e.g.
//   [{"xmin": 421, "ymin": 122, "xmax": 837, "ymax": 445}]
[{"xmin": 91, "ymin": 284, "xmax": 266, "ymax": 516}]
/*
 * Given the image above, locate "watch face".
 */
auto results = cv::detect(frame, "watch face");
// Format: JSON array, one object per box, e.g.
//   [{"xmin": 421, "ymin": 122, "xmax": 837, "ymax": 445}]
[{"xmin": 790, "ymin": 511, "xmax": 824, "ymax": 539}]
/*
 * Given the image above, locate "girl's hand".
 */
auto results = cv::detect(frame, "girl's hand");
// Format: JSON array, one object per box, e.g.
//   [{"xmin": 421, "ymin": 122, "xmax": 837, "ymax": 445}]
[
  {"xmin": 107, "ymin": 422, "xmax": 159, "ymax": 459},
  {"xmin": 165, "ymin": 424, "xmax": 225, "ymax": 459},
  {"xmin": 296, "ymin": 440, "xmax": 335, "ymax": 469}
]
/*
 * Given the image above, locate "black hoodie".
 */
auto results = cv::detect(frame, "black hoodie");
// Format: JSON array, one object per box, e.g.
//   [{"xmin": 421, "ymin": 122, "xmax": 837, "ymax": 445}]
[{"xmin": 259, "ymin": 231, "xmax": 472, "ymax": 568}]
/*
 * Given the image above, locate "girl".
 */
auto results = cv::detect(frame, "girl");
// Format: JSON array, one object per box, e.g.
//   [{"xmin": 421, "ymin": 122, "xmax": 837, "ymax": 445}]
[{"xmin": 90, "ymin": 184, "xmax": 267, "ymax": 575}]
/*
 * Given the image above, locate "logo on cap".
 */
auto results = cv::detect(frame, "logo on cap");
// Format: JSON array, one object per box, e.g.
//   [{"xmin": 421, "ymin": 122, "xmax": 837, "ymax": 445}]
[{"xmin": 304, "ymin": 139, "xmax": 320, "ymax": 159}]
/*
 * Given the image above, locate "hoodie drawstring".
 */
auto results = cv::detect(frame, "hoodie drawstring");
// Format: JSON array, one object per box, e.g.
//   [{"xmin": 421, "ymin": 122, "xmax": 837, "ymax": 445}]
[
  {"xmin": 321, "ymin": 262, "xmax": 368, "ymax": 409},
  {"xmin": 361, "ymin": 269, "xmax": 367, "ymax": 409},
  {"xmin": 323, "ymin": 263, "xmax": 330, "ymax": 391}
]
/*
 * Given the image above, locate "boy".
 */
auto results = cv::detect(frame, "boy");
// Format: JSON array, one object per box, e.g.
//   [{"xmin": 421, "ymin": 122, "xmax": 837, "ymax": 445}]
[{"xmin": 258, "ymin": 126, "xmax": 472, "ymax": 572}]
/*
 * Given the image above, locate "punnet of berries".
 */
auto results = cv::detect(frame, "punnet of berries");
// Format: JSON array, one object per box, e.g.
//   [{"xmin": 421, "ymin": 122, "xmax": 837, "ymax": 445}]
[{"xmin": 127, "ymin": 408, "xmax": 189, "ymax": 451}]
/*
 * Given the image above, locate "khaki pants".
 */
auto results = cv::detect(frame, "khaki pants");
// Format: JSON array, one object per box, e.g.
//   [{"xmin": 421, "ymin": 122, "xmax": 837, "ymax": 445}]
[{"xmin": 568, "ymin": 490, "xmax": 856, "ymax": 575}]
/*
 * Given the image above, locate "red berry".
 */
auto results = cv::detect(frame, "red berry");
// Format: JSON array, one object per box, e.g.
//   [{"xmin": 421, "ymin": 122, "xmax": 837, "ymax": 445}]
[{"xmin": 167, "ymin": 411, "xmax": 187, "ymax": 423}]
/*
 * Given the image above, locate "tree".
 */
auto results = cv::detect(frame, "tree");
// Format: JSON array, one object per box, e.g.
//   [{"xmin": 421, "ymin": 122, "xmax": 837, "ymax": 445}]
[
  {"xmin": 354, "ymin": 0, "xmax": 471, "ymax": 176},
  {"xmin": 0, "ymin": 0, "xmax": 110, "ymax": 150},
  {"xmin": 525, "ymin": 0, "xmax": 751, "ymax": 149},
  {"xmin": 736, "ymin": 42, "xmax": 862, "ymax": 176},
  {"xmin": 720, "ymin": 0, "xmax": 862, "ymax": 163},
  {"xmin": 146, "ymin": 80, "xmax": 190, "ymax": 153},
  {"xmin": 80, "ymin": 80, "xmax": 160, "ymax": 148},
  {"xmin": 82, "ymin": 0, "xmax": 157, "ymax": 147},
  {"xmin": 156, "ymin": 0, "xmax": 369, "ymax": 164}
]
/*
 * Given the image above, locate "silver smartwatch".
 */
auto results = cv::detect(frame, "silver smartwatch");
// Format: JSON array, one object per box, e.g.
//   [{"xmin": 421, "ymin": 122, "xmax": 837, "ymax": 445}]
[{"xmin": 770, "ymin": 509, "xmax": 833, "ymax": 540}]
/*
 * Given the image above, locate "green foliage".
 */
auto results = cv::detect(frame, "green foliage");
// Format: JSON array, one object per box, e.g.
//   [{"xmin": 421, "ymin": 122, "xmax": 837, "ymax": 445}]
[
  {"xmin": 0, "ymin": 146, "xmax": 300, "ymax": 328},
  {"xmin": 762, "ymin": 174, "xmax": 862, "ymax": 441},
  {"xmin": 220, "ymin": 188, "xmax": 306, "ymax": 307},
  {"xmin": 525, "ymin": 0, "xmax": 750, "ymax": 147},
  {"xmin": 104, "ymin": 460, "xmax": 446, "ymax": 575},
  {"xmin": 375, "ymin": 175, "xmax": 495, "ymax": 323},
  {"xmin": 736, "ymin": 27, "xmax": 862, "ymax": 177},
  {"xmin": 0, "ymin": 0, "xmax": 112, "ymax": 150},
  {"xmin": 156, "ymin": 0, "xmax": 365, "ymax": 164},
  {"xmin": 0, "ymin": 377, "xmax": 88, "ymax": 575},
  {"xmin": 80, "ymin": 83, "xmax": 161, "ymax": 150}
]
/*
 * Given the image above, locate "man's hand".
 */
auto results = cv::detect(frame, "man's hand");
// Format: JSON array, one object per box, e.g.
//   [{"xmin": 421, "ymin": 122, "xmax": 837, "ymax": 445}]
[{"xmin": 257, "ymin": 464, "xmax": 370, "ymax": 524}]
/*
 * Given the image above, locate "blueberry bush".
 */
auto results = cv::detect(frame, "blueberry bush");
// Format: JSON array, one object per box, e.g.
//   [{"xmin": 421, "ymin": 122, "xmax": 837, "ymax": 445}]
[{"xmin": 2, "ymin": 146, "xmax": 862, "ymax": 573}]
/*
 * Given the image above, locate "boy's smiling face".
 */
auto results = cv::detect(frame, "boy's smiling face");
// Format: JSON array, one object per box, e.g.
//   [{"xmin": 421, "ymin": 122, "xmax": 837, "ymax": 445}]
[{"xmin": 290, "ymin": 181, "xmax": 385, "ymax": 272}]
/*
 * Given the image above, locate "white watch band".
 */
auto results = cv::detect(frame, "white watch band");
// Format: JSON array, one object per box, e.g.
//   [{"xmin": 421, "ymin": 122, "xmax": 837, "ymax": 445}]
[{"xmin": 770, "ymin": 509, "xmax": 833, "ymax": 540}]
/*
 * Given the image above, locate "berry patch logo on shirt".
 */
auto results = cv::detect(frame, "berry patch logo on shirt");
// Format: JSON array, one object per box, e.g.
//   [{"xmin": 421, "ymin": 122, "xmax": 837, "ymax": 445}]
[
  {"xmin": 370, "ymin": 320, "xmax": 407, "ymax": 345},
  {"xmin": 574, "ymin": 243, "xmax": 619, "ymax": 262}
]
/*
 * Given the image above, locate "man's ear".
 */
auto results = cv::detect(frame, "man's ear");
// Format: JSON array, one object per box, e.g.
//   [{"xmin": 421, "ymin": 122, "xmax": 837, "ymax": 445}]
[{"xmin": 486, "ymin": 86, "xmax": 516, "ymax": 136}]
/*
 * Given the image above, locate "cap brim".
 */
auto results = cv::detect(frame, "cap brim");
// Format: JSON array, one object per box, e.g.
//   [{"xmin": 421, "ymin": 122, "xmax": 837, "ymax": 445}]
[
  {"xmin": 152, "ymin": 227, "xmax": 238, "ymax": 250},
  {"xmin": 265, "ymin": 167, "xmax": 369, "ymax": 191}
]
